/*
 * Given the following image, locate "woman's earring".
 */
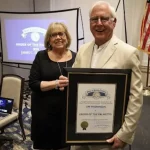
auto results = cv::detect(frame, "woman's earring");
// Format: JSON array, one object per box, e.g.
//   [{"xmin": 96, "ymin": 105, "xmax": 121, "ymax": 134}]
[
  {"xmin": 48, "ymin": 44, "xmax": 52, "ymax": 50},
  {"xmin": 66, "ymin": 42, "xmax": 68, "ymax": 48}
]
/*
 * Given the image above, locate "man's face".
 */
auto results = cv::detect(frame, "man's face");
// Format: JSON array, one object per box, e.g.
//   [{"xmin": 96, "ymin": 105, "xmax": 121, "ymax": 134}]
[{"xmin": 90, "ymin": 4, "xmax": 116, "ymax": 46}]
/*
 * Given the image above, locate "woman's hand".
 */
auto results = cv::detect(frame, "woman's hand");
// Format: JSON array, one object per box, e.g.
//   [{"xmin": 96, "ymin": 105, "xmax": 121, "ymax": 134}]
[{"xmin": 58, "ymin": 75, "xmax": 69, "ymax": 91}]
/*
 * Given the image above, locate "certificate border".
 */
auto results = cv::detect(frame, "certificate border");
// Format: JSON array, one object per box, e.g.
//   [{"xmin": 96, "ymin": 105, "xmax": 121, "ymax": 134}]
[
  {"xmin": 75, "ymin": 82, "xmax": 116, "ymax": 134},
  {"xmin": 64, "ymin": 68, "xmax": 131, "ymax": 144}
]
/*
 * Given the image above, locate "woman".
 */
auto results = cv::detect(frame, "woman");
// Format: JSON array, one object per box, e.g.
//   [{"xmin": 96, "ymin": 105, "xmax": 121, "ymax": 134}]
[{"xmin": 29, "ymin": 22, "xmax": 76, "ymax": 150}]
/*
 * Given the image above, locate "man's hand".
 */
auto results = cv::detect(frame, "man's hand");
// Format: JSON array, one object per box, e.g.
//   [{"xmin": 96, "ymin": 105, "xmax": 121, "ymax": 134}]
[
  {"xmin": 58, "ymin": 75, "xmax": 69, "ymax": 91},
  {"xmin": 106, "ymin": 135, "xmax": 126, "ymax": 149}
]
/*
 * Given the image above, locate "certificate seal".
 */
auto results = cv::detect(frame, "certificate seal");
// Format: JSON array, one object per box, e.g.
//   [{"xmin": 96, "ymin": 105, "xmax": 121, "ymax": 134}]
[{"xmin": 81, "ymin": 121, "xmax": 88, "ymax": 130}]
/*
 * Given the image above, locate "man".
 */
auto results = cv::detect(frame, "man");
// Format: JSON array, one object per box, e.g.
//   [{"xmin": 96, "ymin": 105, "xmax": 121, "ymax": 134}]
[
  {"xmin": 69, "ymin": 1, "xmax": 143, "ymax": 150},
  {"xmin": 60, "ymin": 1, "xmax": 143, "ymax": 149}
]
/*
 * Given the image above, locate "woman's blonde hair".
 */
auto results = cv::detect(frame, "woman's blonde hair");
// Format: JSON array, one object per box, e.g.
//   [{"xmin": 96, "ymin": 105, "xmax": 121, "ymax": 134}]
[{"xmin": 44, "ymin": 22, "xmax": 71, "ymax": 49}]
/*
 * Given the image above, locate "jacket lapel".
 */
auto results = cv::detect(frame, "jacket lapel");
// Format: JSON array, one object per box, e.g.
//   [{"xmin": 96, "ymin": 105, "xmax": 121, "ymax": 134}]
[
  {"xmin": 97, "ymin": 35, "xmax": 118, "ymax": 68},
  {"xmin": 83, "ymin": 41, "xmax": 95, "ymax": 68}
]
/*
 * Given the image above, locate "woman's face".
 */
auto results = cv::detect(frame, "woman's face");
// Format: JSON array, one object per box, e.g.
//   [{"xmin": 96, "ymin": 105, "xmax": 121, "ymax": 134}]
[{"xmin": 49, "ymin": 26, "xmax": 68, "ymax": 50}]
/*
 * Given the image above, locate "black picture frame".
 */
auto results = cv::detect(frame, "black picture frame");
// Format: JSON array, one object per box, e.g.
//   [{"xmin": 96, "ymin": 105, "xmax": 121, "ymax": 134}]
[{"xmin": 63, "ymin": 68, "xmax": 131, "ymax": 145}]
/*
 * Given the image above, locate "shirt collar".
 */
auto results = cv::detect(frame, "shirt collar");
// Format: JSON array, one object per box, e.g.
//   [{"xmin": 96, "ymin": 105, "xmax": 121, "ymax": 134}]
[{"xmin": 94, "ymin": 40, "xmax": 111, "ymax": 52}]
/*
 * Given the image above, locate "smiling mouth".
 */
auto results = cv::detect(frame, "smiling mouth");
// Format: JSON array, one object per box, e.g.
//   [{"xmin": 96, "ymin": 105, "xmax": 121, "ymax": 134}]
[
  {"xmin": 95, "ymin": 29, "xmax": 105, "ymax": 32},
  {"xmin": 55, "ymin": 41, "xmax": 63, "ymax": 44}
]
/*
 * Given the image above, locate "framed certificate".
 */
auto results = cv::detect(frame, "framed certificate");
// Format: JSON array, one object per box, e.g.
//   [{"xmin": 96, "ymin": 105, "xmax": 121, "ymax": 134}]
[{"xmin": 63, "ymin": 68, "xmax": 131, "ymax": 145}]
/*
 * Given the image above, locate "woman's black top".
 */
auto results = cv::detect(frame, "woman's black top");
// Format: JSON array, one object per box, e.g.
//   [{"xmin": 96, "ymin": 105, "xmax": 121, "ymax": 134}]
[{"xmin": 29, "ymin": 50, "xmax": 76, "ymax": 149}]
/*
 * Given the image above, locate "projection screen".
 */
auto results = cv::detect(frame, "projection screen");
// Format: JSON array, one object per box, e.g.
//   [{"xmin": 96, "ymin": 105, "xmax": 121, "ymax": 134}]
[{"xmin": 0, "ymin": 9, "xmax": 78, "ymax": 64}]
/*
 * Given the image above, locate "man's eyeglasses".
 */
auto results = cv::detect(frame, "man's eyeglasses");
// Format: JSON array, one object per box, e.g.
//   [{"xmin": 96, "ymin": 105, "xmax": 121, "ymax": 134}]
[
  {"xmin": 90, "ymin": 16, "xmax": 114, "ymax": 24},
  {"xmin": 50, "ymin": 32, "xmax": 66, "ymax": 39}
]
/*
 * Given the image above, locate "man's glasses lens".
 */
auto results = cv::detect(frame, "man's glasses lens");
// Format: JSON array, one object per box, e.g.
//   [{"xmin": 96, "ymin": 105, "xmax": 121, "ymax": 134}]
[{"xmin": 90, "ymin": 17, "xmax": 111, "ymax": 23}]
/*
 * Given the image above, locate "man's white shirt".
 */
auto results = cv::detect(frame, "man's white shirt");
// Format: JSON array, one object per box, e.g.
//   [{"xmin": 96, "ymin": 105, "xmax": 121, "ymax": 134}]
[{"xmin": 91, "ymin": 40, "xmax": 110, "ymax": 68}]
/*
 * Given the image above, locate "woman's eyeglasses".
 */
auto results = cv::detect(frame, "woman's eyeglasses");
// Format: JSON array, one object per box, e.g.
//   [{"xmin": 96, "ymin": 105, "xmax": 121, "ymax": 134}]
[{"xmin": 50, "ymin": 32, "xmax": 66, "ymax": 39}]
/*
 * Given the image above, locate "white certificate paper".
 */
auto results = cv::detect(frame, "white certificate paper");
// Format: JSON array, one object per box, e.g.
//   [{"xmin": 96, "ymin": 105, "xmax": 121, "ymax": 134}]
[{"xmin": 76, "ymin": 83, "xmax": 116, "ymax": 133}]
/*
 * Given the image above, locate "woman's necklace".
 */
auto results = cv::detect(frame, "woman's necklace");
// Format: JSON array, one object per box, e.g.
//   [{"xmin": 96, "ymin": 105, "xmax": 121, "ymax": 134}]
[
  {"xmin": 49, "ymin": 50, "xmax": 69, "ymax": 75},
  {"xmin": 57, "ymin": 61, "xmax": 67, "ymax": 75}
]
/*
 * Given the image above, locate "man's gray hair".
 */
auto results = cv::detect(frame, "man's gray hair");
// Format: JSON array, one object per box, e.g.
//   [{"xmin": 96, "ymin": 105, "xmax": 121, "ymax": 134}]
[{"xmin": 89, "ymin": 1, "xmax": 117, "ymax": 18}]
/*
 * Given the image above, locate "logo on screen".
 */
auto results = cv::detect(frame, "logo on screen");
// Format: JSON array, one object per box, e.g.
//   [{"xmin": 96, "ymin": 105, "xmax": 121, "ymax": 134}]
[
  {"xmin": 0, "ymin": 99, "xmax": 6, "ymax": 107},
  {"xmin": 21, "ymin": 27, "xmax": 46, "ymax": 42}
]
